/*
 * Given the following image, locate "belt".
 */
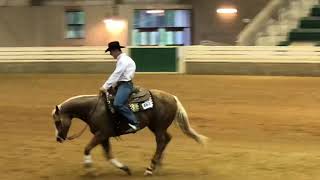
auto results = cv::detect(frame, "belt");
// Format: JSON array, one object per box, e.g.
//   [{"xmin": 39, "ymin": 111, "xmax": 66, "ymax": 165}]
[
  {"xmin": 118, "ymin": 80, "xmax": 132, "ymax": 83},
  {"xmin": 117, "ymin": 81, "xmax": 132, "ymax": 86}
]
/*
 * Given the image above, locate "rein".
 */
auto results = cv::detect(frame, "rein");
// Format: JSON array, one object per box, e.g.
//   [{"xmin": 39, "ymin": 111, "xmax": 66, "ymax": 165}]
[{"xmin": 66, "ymin": 94, "xmax": 102, "ymax": 141}]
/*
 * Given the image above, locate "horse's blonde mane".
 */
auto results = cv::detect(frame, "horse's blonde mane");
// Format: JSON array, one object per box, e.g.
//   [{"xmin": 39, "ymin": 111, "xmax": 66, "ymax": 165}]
[{"xmin": 58, "ymin": 95, "xmax": 97, "ymax": 109}]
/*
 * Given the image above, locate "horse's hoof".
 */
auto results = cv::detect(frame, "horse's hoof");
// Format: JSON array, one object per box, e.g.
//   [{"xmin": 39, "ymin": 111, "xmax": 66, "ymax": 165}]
[
  {"xmin": 144, "ymin": 169, "xmax": 153, "ymax": 176},
  {"xmin": 83, "ymin": 162, "xmax": 93, "ymax": 168},
  {"xmin": 83, "ymin": 155, "xmax": 93, "ymax": 168},
  {"xmin": 120, "ymin": 166, "xmax": 132, "ymax": 176}
]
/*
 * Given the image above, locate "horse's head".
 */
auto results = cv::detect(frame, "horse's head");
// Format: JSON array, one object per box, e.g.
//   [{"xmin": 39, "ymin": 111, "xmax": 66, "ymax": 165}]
[{"xmin": 52, "ymin": 105, "xmax": 72, "ymax": 143}]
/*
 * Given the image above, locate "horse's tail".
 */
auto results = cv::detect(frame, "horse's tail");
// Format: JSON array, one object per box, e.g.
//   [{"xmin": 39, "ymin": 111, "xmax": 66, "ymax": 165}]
[{"xmin": 173, "ymin": 96, "xmax": 208, "ymax": 146}]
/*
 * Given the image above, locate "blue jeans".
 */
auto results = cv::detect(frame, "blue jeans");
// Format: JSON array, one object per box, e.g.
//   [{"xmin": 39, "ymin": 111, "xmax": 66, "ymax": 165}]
[{"xmin": 113, "ymin": 81, "xmax": 138, "ymax": 125}]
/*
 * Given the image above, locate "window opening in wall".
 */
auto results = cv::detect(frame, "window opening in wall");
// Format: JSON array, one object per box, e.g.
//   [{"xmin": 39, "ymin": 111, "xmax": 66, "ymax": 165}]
[
  {"xmin": 132, "ymin": 9, "xmax": 191, "ymax": 46},
  {"xmin": 65, "ymin": 10, "xmax": 85, "ymax": 39}
]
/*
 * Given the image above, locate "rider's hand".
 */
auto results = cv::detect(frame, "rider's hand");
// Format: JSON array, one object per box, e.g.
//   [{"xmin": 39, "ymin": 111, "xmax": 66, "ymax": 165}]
[
  {"xmin": 107, "ymin": 87, "xmax": 115, "ymax": 94},
  {"xmin": 99, "ymin": 87, "xmax": 107, "ymax": 96}
]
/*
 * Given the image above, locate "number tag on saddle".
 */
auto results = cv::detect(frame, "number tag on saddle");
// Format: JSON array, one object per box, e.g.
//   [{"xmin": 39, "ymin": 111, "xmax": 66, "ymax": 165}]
[
  {"xmin": 141, "ymin": 98, "xmax": 153, "ymax": 110},
  {"xmin": 129, "ymin": 98, "xmax": 153, "ymax": 112}
]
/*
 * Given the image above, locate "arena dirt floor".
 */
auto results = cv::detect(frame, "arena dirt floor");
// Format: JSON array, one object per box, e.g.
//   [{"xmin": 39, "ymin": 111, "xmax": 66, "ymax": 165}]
[{"xmin": 1, "ymin": 74, "xmax": 320, "ymax": 180}]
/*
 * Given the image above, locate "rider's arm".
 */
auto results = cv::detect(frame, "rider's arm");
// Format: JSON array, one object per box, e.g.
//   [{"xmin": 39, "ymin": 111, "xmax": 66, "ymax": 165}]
[{"xmin": 102, "ymin": 58, "xmax": 127, "ymax": 90}]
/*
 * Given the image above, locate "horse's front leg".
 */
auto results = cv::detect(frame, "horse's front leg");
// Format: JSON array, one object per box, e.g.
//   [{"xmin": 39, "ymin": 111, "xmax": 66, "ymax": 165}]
[
  {"xmin": 101, "ymin": 139, "xmax": 132, "ymax": 175},
  {"xmin": 83, "ymin": 133, "xmax": 102, "ymax": 168}
]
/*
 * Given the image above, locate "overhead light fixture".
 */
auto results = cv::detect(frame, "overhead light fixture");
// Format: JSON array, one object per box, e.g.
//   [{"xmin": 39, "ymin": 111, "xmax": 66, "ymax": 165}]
[
  {"xmin": 104, "ymin": 18, "xmax": 126, "ymax": 32},
  {"xmin": 216, "ymin": 8, "xmax": 238, "ymax": 14},
  {"xmin": 146, "ymin": 10, "xmax": 165, "ymax": 14}
]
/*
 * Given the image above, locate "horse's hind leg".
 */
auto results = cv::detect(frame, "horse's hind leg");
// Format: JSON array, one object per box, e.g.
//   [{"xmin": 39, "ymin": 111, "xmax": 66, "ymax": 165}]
[
  {"xmin": 101, "ymin": 138, "xmax": 132, "ymax": 175},
  {"xmin": 145, "ymin": 130, "xmax": 172, "ymax": 176}
]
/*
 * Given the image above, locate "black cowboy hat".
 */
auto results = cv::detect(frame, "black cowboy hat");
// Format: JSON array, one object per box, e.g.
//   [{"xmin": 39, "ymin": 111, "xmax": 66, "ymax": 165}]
[{"xmin": 105, "ymin": 41, "xmax": 125, "ymax": 52}]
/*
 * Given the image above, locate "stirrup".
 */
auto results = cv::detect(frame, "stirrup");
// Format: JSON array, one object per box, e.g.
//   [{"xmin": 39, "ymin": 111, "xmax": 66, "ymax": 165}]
[
  {"xmin": 125, "ymin": 124, "xmax": 139, "ymax": 133},
  {"xmin": 128, "ymin": 123, "xmax": 138, "ymax": 130}
]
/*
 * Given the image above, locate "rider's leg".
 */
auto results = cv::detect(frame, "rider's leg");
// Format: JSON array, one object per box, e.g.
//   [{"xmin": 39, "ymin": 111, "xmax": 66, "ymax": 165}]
[{"xmin": 113, "ymin": 82, "xmax": 139, "ymax": 129}]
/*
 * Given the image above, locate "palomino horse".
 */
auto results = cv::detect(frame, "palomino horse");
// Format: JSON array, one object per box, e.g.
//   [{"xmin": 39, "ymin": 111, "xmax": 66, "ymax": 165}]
[{"xmin": 52, "ymin": 89, "xmax": 207, "ymax": 176}]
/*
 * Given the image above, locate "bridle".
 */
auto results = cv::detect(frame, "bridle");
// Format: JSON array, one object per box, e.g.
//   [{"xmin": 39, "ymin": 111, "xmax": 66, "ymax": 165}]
[{"xmin": 57, "ymin": 94, "xmax": 102, "ymax": 141}]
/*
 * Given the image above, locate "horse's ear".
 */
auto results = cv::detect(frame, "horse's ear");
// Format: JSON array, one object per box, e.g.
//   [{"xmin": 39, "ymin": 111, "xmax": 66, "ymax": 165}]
[{"xmin": 55, "ymin": 105, "xmax": 60, "ymax": 114}]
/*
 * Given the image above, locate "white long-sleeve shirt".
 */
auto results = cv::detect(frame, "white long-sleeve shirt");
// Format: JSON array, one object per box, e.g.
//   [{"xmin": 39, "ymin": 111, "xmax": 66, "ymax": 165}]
[{"xmin": 102, "ymin": 53, "xmax": 136, "ymax": 90}]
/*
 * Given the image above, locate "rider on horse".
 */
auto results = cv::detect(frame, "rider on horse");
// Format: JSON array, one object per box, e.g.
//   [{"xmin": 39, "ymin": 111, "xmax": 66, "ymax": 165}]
[{"xmin": 100, "ymin": 41, "xmax": 139, "ymax": 133}]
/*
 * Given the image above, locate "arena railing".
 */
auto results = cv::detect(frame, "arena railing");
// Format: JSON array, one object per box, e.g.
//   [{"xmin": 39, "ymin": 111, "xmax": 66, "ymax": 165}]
[
  {"xmin": 0, "ymin": 46, "xmax": 117, "ymax": 73},
  {"xmin": 180, "ymin": 46, "xmax": 320, "ymax": 75}
]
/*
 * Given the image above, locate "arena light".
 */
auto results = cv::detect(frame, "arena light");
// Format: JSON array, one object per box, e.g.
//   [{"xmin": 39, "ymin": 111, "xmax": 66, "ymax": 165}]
[
  {"xmin": 146, "ymin": 10, "xmax": 165, "ymax": 14},
  {"xmin": 104, "ymin": 18, "xmax": 126, "ymax": 32},
  {"xmin": 216, "ymin": 8, "xmax": 238, "ymax": 14}
]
